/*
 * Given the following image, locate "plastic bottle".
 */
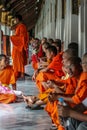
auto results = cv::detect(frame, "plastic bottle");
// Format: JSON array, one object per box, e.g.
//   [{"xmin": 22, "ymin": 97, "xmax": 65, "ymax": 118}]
[{"xmin": 58, "ymin": 97, "xmax": 69, "ymax": 128}]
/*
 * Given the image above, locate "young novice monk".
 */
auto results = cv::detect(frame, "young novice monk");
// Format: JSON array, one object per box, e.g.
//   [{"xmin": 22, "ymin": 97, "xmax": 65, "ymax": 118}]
[
  {"xmin": 33, "ymin": 42, "xmax": 51, "ymax": 74},
  {"xmin": 23, "ymin": 45, "xmax": 60, "ymax": 109},
  {"xmin": 0, "ymin": 54, "xmax": 16, "ymax": 103},
  {"xmin": 38, "ymin": 42, "xmax": 51, "ymax": 69},
  {"xmin": 0, "ymin": 54, "xmax": 16, "ymax": 90},
  {"xmin": 35, "ymin": 45, "xmax": 64, "ymax": 93}
]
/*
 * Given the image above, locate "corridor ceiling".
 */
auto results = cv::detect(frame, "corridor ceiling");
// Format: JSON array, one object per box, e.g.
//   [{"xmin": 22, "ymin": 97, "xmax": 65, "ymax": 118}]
[{"xmin": 0, "ymin": 0, "xmax": 43, "ymax": 31}]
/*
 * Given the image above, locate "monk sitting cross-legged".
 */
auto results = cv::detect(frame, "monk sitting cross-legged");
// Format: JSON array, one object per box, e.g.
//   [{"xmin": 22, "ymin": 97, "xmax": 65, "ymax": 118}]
[
  {"xmin": 22, "ymin": 45, "xmax": 64, "ymax": 108},
  {"xmin": 35, "ymin": 45, "xmax": 64, "ymax": 93},
  {"xmin": 45, "ymin": 57, "xmax": 82, "ymax": 130},
  {"xmin": 0, "ymin": 54, "xmax": 16, "ymax": 104},
  {"xmin": 53, "ymin": 53, "xmax": 87, "ymax": 130},
  {"xmin": 32, "ymin": 42, "xmax": 51, "ymax": 82}
]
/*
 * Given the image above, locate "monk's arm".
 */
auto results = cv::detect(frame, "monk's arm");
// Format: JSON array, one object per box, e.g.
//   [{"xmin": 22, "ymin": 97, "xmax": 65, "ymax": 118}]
[
  {"xmin": 70, "ymin": 110, "xmax": 87, "ymax": 121},
  {"xmin": 58, "ymin": 105, "xmax": 87, "ymax": 122},
  {"xmin": 58, "ymin": 95, "xmax": 74, "ymax": 103}
]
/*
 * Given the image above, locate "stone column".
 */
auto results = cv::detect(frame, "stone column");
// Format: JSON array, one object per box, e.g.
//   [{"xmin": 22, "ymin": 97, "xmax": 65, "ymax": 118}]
[
  {"xmin": 0, "ymin": 24, "xmax": 1, "ymax": 53},
  {"xmin": 55, "ymin": 0, "xmax": 62, "ymax": 40},
  {"xmin": 78, "ymin": 0, "xmax": 87, "ymax": 57},
  {"xmin": 63, "ymin": 0, "xmax": 72, "ymax": 49}
]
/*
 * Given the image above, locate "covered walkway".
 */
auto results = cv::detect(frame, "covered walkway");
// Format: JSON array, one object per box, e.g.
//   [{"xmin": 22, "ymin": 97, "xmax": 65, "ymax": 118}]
[{"xmin": 0, "ymin": 0, "xmax": 87, "ymax": 130}]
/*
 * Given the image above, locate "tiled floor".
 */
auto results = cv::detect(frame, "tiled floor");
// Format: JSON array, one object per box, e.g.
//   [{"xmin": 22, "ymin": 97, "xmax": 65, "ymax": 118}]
[{"xmin": 0, "ymin": 65, "xmax": 51, "ymax": 130}]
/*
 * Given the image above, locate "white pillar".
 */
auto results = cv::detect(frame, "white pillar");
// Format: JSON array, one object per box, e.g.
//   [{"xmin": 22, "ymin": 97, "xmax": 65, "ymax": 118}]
[
  {"xmin": 84, "ymin": 0, "xmax": 87, "ymax": 53},
  {"xmin": 55, "ymin": 0, "xmax": 62, "ymax": 40},
  {"xmin": 0, "ymin": 24, "xmax": 1, "ymax": 54},
  {"xmin": 78, "ymin": 0, "xmax": 87, "ymax": 57},
  {"xmin": 63, "ymin": 0, "xmax": 72, "ymax": 49}
]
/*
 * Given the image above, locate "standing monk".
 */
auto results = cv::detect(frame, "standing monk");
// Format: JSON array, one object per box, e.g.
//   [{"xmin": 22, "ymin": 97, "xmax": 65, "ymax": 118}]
[{"xmin": 10, "ymin": 14, "xmax": 29, "ymax": 79}]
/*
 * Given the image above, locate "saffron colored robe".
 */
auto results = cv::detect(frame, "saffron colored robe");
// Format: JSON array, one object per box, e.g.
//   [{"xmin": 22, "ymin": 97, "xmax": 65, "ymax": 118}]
[
  {"xmin": 0, "ymin": 65, "xmax": 16, "ymax": 86},
  {"xmin": 10, "ymin": 23, "xmax": 28, "ymax": 77},
  {"xmin": 37, "ymin": 73, "xmax": 67, "ymax": 104},
  {"xmin": 0, "ymin": 93, "xmax": 16, "ymax": 104},
  {"xmin": 0, "ymin": 65, "xmax": 16, "ymax": 103},
  {"xmin": 72, "ymin": 72, "xmax": 87, "ymax": 104},
  {"xmin": 45, "ymin": 77, "xmax": 78, "ymax": 129},
  {"xmin": 58, "ymin": 73, "xmax": 87, "ymax": 130},
  {"xmin": 36, "ymin": 52, "xmax": 64, "ymax": 93}
]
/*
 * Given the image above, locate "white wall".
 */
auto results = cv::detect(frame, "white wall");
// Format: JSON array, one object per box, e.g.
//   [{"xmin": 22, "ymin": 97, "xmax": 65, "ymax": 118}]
[{"xmin": 35, "ymin": 0, "xmax": 87, "ymax": 56}]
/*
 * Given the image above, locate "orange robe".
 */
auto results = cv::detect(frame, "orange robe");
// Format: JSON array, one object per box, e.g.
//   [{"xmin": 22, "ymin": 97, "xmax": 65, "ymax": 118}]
[
  {"xmin": 10, "ymin": 23, "xmax": 28, "ymax": 77},
  {"xmin": 0, "ymin": 94, "xmax": 16, "ymax": 104},
  {"xmin": 72, "ymin": 72, "xmax": 87, "ymax": 104},
  {"xmin": 45, "ymin": 77, "xmax": 78, "ymax": 129},
  {"xmin": 36, "ymin": 52, "xmax": 64, "ymax": 93},
  {"xmin": 57, "ymin": 73, "xmax": 87, "ymax": 130},
  {"xmin": 0, "ymin": 65, "xmax": 16, "ymax": 85},
  {"xmin": 58, "ymin": 73, "xmax": 87, "ymax": 130},
  {"xmin": 47, "ymin": 52, "xmax": 64, "ymax": 78},
  {"xmin": 0, "ymin": 65, "xmax": 16, "ymax": 103}
]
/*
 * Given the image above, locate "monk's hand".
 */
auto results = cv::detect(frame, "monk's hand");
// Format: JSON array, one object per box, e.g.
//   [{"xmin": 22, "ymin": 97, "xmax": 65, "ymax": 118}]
[
  {"xmin": 48, "ymin": 92, "xmax": 58, "ymax": 102},
  {"xmin": 32, "ymin": 74, "xmax": 35, "ymax": 81},
  {"xmin": 58, "ymin": 105, "xmax": 70, "ymax": 118},
  {"xmin": 32, "ymin": 70, "xmax": 38, "ymax": 81}
]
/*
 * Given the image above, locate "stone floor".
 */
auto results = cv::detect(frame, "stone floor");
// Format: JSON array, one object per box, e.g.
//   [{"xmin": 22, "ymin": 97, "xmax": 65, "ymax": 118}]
[{"xmin": 0, "ymin": 64, "xmax": 51, "ymax": 130}]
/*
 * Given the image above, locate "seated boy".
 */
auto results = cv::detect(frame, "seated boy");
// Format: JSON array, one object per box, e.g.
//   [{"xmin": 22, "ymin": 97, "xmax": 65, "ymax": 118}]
[
  {"xmin": 0, "ymin": 54, "xmax": 16, "ymax": 90},
  {"xmin": 45, "ymin": 57, "xmax": 82, "ymax": 130},
  {"xmin": 0, "ymin": 54, "xmax": 17, "ymax": 103}
]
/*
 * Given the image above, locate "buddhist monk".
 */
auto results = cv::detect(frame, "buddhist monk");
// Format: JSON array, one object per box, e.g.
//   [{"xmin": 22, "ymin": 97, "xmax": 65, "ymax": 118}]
[
  {"xmin": 37, "ymin": 37, "xmax": 47, "ymax": 58},
  {"xmin": 45, "ymin": 57, "xmax": 82, "ymax": 130},
  {"xmin": 38, "ymin": 42, "xmax": 51, "ymax": 69},
  {"xmin": 0, "ymin": 54, "xmax": 16, "ymax": 103},
  {"xmin": 56, "ymin": 52, "xmax": 87, "ymax": 107},
  {"xmin": 35, "ymin": 45, "xmax": 64, "ymax": 93},
  {"xmin": 10, "ymin": 14, "xmax": 29, "ymax": 79}
]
